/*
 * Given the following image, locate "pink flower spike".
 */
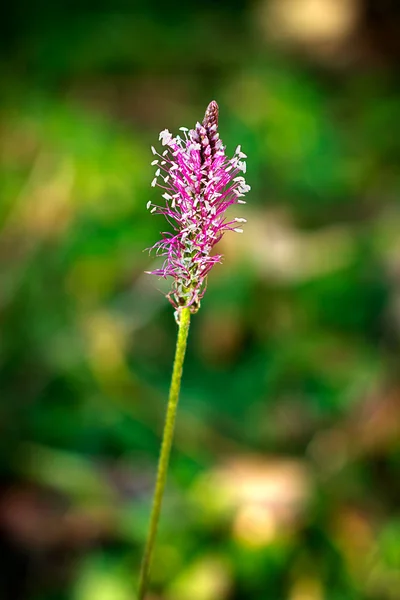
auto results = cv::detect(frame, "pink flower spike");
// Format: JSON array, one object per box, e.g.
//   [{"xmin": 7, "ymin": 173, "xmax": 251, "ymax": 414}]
[{"xmin": 146, "ymin": 100, "xmax": 250, "ymax": 312}]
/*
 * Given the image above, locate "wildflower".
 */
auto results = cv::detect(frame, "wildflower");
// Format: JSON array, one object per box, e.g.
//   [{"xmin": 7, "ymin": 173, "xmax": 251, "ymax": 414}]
[{"xmin": 146, "ymin": 101, "xmax": 250, "ymax": 312}]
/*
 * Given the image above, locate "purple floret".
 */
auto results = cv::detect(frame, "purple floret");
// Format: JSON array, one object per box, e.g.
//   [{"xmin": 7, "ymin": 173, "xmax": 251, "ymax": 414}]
[{"xmin": 146, "ymin": 101, "xmax": 250, "ymax": 311}]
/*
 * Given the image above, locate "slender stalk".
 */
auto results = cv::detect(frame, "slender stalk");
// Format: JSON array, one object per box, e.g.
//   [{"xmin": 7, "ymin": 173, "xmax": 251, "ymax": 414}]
[{"xmin": 138, "ymin": 306, "xmax": 191, "ymax": 599}]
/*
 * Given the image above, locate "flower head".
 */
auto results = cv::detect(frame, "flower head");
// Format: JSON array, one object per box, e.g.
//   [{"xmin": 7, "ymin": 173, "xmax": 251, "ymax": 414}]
[{"xmin": 146, "ymin": 101, "xmax": 250, "ymax": 312}]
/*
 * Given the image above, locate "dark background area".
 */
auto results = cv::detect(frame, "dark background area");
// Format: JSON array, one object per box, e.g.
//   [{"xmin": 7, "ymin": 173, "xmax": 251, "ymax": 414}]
[{"xmin": 1, "ymin": 0, "xmax": 400, "ymax": 598}]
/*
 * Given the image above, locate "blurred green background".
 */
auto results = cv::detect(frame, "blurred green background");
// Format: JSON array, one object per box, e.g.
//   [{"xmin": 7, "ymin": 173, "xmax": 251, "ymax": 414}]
[{"xmin": 1, "ymin": 1, "xmax": 400, "ymax": 599}]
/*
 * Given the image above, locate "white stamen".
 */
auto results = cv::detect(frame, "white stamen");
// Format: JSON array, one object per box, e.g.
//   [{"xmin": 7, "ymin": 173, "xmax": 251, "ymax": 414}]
[
  {"xmin": 234, "ymin": 228, "xmax": 243, "ymax": 233},
  {"xmin": 151, "ymin": 207, "xmax": 157, "ymax": 213},
  {"xmin": 155, "ymin": 169, "xmax": 161, "ymax": 177},
  {"xmin": 235, "ymin": 218, "xmax": 247, "ymax": 223},
  {"xmin": 151, "ymin": 146, "xmax": 157, "ymax": 155},
  {"xmin": 159, "ymin": 129, "xmax": 172, "ymax": 145},
  {"xmin": 151, "ymin": 160, "xmax": 158, "ymax": 166},
  {"xmin": 146, "ymin": 201, "xmax": 152, "ymax": 209},
  {"xmin": 151, "ymin": 178, "xmax": 157, "ymax": 187}
]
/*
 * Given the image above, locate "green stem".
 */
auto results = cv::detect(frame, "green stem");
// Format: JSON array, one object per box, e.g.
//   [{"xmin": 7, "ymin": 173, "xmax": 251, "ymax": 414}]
[{"xmin": 138, "ymin": 306, "xmax": 191, "ymax": 600}]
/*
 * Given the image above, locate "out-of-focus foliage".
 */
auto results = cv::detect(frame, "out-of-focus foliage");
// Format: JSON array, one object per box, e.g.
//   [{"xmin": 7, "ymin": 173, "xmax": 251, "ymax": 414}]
[{"xmin": 1, "ymin": 1, "xmax": 400, "ymax": 599}]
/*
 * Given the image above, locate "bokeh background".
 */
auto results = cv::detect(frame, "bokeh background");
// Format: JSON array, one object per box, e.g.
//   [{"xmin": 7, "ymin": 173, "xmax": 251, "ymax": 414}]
[{"xmin": 1, "ymin": 0, "xmax": 400, "ymax": 598}]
